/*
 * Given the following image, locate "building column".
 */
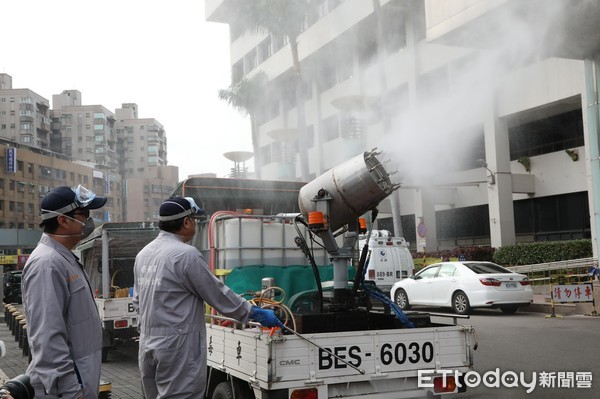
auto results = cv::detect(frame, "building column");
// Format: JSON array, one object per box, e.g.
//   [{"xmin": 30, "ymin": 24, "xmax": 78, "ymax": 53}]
[
  {"xmin": 483, "ymin": 97, "xmax": 516, "ymax": 248},
  {"xmin": 414, "ymin": 187, "xmax": 437, "ymax": 253},
  {"xmin": 583, "ymin": 56, "xmax": 600, "ymax": 257}
]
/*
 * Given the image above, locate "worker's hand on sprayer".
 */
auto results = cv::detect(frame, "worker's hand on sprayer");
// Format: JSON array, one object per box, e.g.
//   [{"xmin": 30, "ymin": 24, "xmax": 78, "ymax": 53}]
[{"xmin": 250, "ymin": 306, "xmax": 284, "ymax": 328}]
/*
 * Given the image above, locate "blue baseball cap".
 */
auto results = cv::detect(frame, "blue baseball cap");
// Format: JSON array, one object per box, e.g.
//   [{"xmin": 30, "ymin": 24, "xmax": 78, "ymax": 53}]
[{"xmin": 41, "ymin": 185, "xmax": 107, "ymax": 220}]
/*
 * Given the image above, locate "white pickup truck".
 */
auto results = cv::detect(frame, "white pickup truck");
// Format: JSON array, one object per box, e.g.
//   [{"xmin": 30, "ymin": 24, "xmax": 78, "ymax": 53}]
[
  {"xmin": 205, "ymin": 314, "xmax": 475, "ymax": 398},
  {"xmin": 191, "ymin": 150, "xmax": 476, "ymax": 398},
  {"xmin": 75, "ymin": 222, "xmax": 159, "ymax": 362},
  {"xmin": 198, "ymin": 212, "xmax": 476, "ymax": 399}
]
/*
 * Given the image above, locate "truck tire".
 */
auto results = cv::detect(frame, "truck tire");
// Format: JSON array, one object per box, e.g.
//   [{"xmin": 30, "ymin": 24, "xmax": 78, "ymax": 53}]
[
  {"xmin": 212, "ymin": 382, "xmax": 234, "ymax": 399},
  {"xmin": 394, "ymin": 289, "xmax": 410, "ymax": 310},
  {"xmin": 452, "ymin": 291, "xmax": 471, "ymax": 315}
]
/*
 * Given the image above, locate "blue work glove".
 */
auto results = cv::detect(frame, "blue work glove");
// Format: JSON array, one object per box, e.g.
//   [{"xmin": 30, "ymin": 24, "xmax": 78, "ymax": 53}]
[{"xmin": 250, "ymin": 306, "xmax": 284, "ymax": 328}]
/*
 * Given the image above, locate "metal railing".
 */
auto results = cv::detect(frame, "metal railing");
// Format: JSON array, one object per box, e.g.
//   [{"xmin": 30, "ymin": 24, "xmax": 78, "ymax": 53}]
[{"xmin": 507, "ymin": 258, "xmax": 598, "ymax": 284}]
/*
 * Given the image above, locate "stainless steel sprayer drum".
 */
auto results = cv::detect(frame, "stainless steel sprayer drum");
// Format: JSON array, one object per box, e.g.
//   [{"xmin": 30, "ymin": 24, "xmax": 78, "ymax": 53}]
[{"xmin": 298, "ymin": 150, "xmax": 397, "ymax": 232}]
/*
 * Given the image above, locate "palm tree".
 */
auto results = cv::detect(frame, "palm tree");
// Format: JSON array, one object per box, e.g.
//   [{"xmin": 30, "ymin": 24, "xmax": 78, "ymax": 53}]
[
  {"xmin": 231, "ymin": 0, "xmax": 312, "ymax": 181},
  {"xmin": 218, "ymin": 72, "xmax": 268, "ymax": 178}
]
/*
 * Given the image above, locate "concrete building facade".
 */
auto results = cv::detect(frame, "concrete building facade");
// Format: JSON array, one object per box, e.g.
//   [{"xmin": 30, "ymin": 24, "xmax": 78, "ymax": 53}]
[
  {"xmin": 206, "ymin": 0, "xmax": 597, "ymax": 254},
  {"xmin": 0, "ymin": 138, "xmax": 123, "ymax": 228},
  {"xmin": 0, "ymin": 74, "xmax": 51, "ymax": 150},
  {"xmin": 115, "ymin": 103, "xmax": 168, "ymax": 178},
  {"xmin": 50, "ymin": 90, "xmax": 119, "ymax": 171}
]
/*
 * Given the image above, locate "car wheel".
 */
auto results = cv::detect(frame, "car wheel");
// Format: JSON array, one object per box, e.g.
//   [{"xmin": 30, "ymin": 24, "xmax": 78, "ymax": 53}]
[
  {"xmin": 394, "ymin": 289, "xmax": 411, "ymax": 310},
  {"xmin": 452, "ymin": 291, "xmax": 471, "ymax": 315},
  {"xmin": 500, "ymin": 306, "xmax": 519, "ymax": 314}
]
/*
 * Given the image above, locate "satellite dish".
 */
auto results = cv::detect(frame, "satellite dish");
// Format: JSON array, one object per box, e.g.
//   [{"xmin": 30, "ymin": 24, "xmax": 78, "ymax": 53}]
[
  {"xmin": 267, "ymin": 128, "xmax": 297, "ymax": 141},
  {"xmin": 223, "ymin": 151, "xmax": 254, "ymax": 162},
  {"xmin": 331, "ymin": 95, "xmax": 367, "ymax": 111}
]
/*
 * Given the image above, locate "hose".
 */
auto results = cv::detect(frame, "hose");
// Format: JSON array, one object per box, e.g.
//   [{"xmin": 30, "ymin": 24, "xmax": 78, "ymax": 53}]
[{"xmin": 293, "ymin": 215, "xmax": 324, "ymax": 313}]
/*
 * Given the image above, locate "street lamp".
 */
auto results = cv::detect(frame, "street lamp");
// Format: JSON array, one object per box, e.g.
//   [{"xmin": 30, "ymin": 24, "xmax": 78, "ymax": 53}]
[{"xmin": 477, "ymin": 159, "xmax": 496, "ymax": 185}]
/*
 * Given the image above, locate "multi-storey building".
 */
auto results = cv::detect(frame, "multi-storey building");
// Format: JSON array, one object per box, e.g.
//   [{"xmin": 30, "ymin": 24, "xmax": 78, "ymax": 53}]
[
  {"xmin": 0, "ymin": 74, "xmax": 51, "ymax": 149},
  {"xmin": 0, "ymin": 138, "xmax": 122, "ymax": 227},
  {"xmin": 206, "ymin": 0, "xmax": 599, "ymax": 254},
  {"xmin": 124, "ymin": 165, "xmax": 179, "ymax": 221},
  {"xmin": 0, "ymin": 75, "xmax": 178, "ymax": 229},
  {"xmin": 50, "ymin": 90, "xmax": 118, "ymax": 171},
  {"xmin": 115, "ymin": 103, "xmax": 168, "ymax": 178}
]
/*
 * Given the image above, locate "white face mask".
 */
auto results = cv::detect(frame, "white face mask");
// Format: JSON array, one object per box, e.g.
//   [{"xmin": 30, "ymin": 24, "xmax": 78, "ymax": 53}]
[{"xmin": 43, "ymin": 210, "xmax": 95, "ymax": 239}]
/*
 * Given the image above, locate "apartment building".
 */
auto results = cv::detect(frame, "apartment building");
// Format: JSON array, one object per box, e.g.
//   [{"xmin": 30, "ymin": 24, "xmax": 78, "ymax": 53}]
[
  {"xmin": 115, "ymin": 103, "xmax": 168, "ymax": 177},
  {"xmin": 206, "ymin": 0, "xmax": 598, "ymax": 254},
  {"xmin": 0, "ymin": 138, "xmax": 122, "ymax": 229},
  {"xmin": 0, "ymin": 74, "xmax": 51, "ymax": 149},
  {"xmin": 50, "ymin": 90, "xmax": 119, "ymax": 171},
  {"xmin": 124, "ymin": 165, "xmax": 178, "ymax": 221},
  {"xmin": 0, "ymin": 75, "xmax": 178, "ymax": 226}
]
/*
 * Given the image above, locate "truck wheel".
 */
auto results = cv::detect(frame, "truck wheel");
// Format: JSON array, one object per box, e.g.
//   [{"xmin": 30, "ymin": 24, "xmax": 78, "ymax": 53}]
[
  {"xmin": 212, "ymin": 382, "xmax": 234, "ymax": 399},
  {"xmin": 452, "ymin": 291, "xmax": 471, "ymax": 315},
  {"xmin": 394, "ymin": 289, "xmax": 410, "ymax": 310}
]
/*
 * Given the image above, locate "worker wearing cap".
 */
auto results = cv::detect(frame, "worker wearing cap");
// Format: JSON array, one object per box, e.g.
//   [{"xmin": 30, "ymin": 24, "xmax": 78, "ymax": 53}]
[
  {"xmin": 134, "ymin": 196, "xmax": 282, "ymax": 399},
  {"xmin": 22, "ymin": 185, "xmax": 107, "ymax": 399}
]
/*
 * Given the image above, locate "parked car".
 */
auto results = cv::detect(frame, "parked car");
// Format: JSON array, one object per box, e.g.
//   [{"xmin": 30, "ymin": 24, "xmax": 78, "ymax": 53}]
[
  {"xmin": 390, "ymin": 261, "xmax": 533, "ymax": 315},
  {"xmin": 3, "ymin": 270, "xmax": 22, "ymax": 304}
]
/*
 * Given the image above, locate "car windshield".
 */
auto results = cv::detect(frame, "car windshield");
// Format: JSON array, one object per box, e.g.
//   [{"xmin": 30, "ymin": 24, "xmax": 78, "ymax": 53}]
[{"xmin": 463, "ymin": 262, "xmax": 511, "ymax": 274}]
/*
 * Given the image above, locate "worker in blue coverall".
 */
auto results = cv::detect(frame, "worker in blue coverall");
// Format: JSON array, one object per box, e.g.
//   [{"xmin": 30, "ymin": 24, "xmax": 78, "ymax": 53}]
[
  {"xmin": 22, "ymin": 185, "xmax": 107, "ymax": 399},
  {"xmin": 134, "ymin": 196, "xmax": 282, "ymax": 399}
]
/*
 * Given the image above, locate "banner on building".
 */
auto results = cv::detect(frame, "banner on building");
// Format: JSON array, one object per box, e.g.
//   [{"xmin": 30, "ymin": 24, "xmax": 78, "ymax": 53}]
[{"xmin": 6, "ymin": 147, "xmax": 16, "ymax": 173}]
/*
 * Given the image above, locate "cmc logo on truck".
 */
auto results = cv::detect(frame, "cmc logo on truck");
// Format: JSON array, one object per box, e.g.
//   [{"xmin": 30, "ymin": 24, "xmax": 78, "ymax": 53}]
[
  {"xmin": 379, "ymin": 249, "xmax": 387, "ymax": 257},
  {"xmin": 280, "ymin": 359, "xmax": 301, "ymax": 366}
]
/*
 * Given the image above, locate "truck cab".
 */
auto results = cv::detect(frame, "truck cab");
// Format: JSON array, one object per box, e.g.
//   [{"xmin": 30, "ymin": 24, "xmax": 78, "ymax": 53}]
[{"xmin": 360, "ymin": 230, "xmax": 414, "ymax": 293}]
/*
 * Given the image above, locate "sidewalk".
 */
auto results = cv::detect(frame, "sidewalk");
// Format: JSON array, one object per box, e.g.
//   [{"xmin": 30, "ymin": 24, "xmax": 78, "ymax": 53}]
[
  {"xmin": 529, "ymin": 280, "xmax": 600, "ymax": 316},
  {"xmin": 0, "ymin": 305, "xmax": 29, "ymax": 386}
]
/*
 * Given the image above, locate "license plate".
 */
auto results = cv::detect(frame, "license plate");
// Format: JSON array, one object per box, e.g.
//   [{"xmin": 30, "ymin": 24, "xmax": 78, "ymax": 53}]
[{"xmin": 505, "ymin": 282, "xmax": 518, "ymax": 288}]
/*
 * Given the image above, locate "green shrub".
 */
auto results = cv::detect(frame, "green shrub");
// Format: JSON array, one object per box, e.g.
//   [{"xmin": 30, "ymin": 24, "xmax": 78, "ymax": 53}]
[{"xmin": 492, "ymin": 239, "xmax": 592, "ymax": 266}]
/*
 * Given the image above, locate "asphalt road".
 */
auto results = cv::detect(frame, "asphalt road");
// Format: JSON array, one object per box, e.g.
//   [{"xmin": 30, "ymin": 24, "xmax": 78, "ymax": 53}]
[
  {"xmin": 1, "ymin": 306, "xmax": 597, "ymax": 399},
  {"xmin": 445, "ymin": 307, "xmax": 600, "ymax": 399},
  {"xmin": 0, "ymin": 316, "xmax": 143, "ymax": 398}
]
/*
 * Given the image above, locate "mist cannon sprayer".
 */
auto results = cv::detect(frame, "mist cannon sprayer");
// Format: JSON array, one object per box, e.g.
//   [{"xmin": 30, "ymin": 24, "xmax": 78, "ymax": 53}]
[{"xmin": 298, "ymin": 149, "xmax": 399, "ymax": 308}]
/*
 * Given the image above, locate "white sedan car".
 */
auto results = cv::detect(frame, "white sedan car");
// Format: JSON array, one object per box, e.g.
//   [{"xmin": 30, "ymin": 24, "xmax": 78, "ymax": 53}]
[{"xmin": 390, "ymin": 261, "xmax": 533, "ymax": 315}]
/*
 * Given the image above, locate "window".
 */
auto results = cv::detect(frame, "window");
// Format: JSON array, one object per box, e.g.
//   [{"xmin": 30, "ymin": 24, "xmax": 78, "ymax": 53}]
[
  {"xmin": 438, "ymin": 264, "xmax": 457, "ymax": 277},
  {"xmin": 94, "ymin": 124, "xmax": 104, "ymax": 131},
  {"xmin": 244, "ymin": 49, "xmax": 258, "ymax": 73},
  {"xmin": 258, "ymin": 36, "xmax": 272, "ymax": 64},
  {"xmin": 509, "ymin": 109, "xmax": 584, "ymax": 159},
  {"xmin": 232, "ymin": 60, "xmax": 244, "ymax": 83},
  {"xmin": 416, "ymin": 266, "xmax": 439, "ymax": 279}
]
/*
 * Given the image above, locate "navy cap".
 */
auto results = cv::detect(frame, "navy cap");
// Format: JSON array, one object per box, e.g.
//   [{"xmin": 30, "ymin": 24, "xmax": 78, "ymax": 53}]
[
  {"xmin": 159, "ymin": 197, "xmax": 193, "ymax": 221},
  {"xmin": 41, "ymin": 185, "xmax": 107, "ymax": 220}
]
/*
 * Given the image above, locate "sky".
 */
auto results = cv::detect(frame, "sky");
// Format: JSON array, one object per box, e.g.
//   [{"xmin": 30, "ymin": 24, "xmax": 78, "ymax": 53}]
[{"xmin": 2, "ymin": 0, "xmax": 251, "ymax": 180}]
